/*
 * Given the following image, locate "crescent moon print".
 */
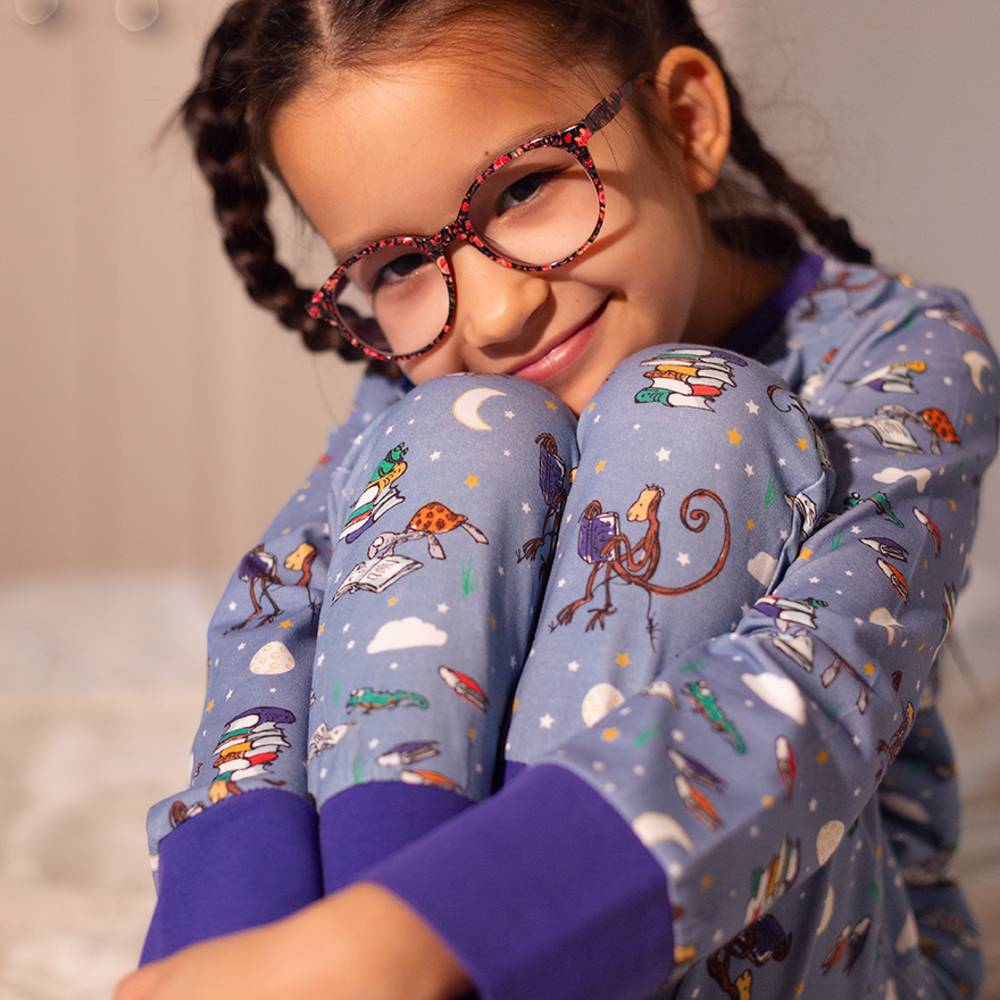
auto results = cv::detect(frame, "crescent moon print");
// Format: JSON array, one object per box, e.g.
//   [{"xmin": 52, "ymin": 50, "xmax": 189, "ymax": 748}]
[{"xmin": 451, "ymin": 387, "xmax": 508, "ymax": 430}]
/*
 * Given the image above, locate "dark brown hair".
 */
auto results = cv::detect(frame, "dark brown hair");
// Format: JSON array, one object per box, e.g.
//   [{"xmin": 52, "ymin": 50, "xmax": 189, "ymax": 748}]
[{"xmin": 156, "ymin": 0, "xmax": 875, "ymax": 382}]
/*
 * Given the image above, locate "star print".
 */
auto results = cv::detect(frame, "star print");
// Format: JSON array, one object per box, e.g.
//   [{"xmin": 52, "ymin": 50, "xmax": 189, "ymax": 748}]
[
  {"xmin": 656, "ymin": 447, "xmax": 671, "ymax": 462},
  {"xmin": 464, "ymin": 474, "xmax": 480, "ymax": 488},
  {"xmin": 205, "ymin": 699, "xmax": 215, "ymax": 712},
  {"xmin": 504, "ymin": 410, "xmax": 515, "ymax": 418},
  {"xmin": 430, "ymin": 450, "xmax": 441, "ymax": 461},
  {"xmin": 633, "ymin": 423, "xmax": 641, "ymax": 430},
  {"xmin": 342, "ymin": 623, "xmax": 350, "ymax": 633},
  {"xmin": 225, "ymin": 688, "xmax": 234, "ymax": 700},
  {"xmin": 568, "ymin": 660, "xmax": 580, "ymax": 672},
  {"xmin": 850, "ymin": 525, "xmax": 862, "ymax": 534},
  {"xmin": 616, "ymin": 652, "xmax": 630, "ymax": 667},
  {"xmin": 745, "ymin": 399, "xmax": 760, "ymax": 415},
  {"xmin": 676, "ymin": 552, "xmax": 690, "ymax": 566},
  {"xmin": 368, "ymin": 738, "xmax": 379, "ymax": 749},
  {"xmin": 797, "ymin": 437, "xmax": 809, "ymax": 450},
  {"xmin": 557, "ymin": 577, "xmax": 567, "ymax": 588},
  {"xmin": 228, "ymin": 600, "xmax": 237, "ymax": 611},
  {"xmin": 809, "ymin": 798, "xmax": 818, "ymax": 812},
  {"xmin": 727, "ymin": 427, "xmax": 742, "ymax": 445},
  {"xmin": 437, "ymin": 603, "xmax": 449, "ymax": 613},
  {"xmin": 778, "ymin": 456, "xmax": 787, "ymax": 466},
  {"xmin": 744, "ymin": 463, "xmax": 754, "ymax": 477},
  {"xmin": 809, "ymin": 576, "xmax": 820, "ymax": 583},
  {"xmin": 779, "ymin": 529, "xmax": 790, "ymax": 540},
  {"xmin": 497, "ymin": 566, "xmax": 504, "ymax": 576},
  {"xmin": 595, "ymin": 459, "xmax": 606, "ymax": 473},
  {"xmin": 503, "ymin": 448, "xmax": 511, "ymax": 456},
  {"xmin": 522, "ymin": 502, "xmax": 531, "ymax": 513},
  {"xmin": 540, "ymin": 713, "xmax": 555, "ymax": 729},
  {"xmin": 237, "ymin": 642, "xmax": 246, "ymax": 651}
]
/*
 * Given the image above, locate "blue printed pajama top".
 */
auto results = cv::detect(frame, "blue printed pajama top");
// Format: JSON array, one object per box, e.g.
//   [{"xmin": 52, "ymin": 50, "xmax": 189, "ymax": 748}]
[{"xmin": 138, "ymin": 246, "xmax": 1000, "ymax": 1000}]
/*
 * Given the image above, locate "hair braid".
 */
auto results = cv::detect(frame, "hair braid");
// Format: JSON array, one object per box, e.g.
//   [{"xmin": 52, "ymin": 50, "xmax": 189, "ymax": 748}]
[
  {"xmin": 671, "ymin": 4, "xmax": 874, "ymax": 266},
  {"xmin": 178, "ymin": 0, "xmax": 399, "ymax": 376}
]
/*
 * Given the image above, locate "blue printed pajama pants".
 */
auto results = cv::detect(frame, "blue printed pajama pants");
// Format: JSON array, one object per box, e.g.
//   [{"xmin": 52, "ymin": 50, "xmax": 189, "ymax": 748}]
[{"xmin": 307, "ymin": 343, "xmax": 970, "ymax": 999}]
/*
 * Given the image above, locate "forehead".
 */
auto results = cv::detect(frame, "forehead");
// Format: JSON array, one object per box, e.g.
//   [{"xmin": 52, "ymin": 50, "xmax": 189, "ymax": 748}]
[{"xmin": 269, "ymin": 50, "xmax": 619, "ymax": 258}]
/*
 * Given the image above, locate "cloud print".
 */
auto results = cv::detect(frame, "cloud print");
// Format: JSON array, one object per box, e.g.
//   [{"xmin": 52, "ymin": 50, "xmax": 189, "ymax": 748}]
[{"xmin": 367, "ymin": 616, "xmax": 448, "ymax": 654}]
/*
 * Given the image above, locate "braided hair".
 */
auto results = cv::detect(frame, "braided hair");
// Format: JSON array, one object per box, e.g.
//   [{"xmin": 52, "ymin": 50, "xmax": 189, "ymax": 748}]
[{"xmin": 159, "ymin": 0, "xmax": 875, "ymax": 382}]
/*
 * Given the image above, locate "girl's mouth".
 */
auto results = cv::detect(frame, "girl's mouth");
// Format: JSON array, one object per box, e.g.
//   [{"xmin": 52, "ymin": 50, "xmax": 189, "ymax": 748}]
[{"xmin": 510, "ymin": 294, "xmax": 612, "ymax": 385}]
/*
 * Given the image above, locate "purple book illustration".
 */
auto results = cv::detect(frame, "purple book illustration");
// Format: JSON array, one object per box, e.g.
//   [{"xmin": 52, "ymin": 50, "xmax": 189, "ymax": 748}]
[{"xmin": 578, "ymin": 510, "xmax": 620, "ymax": 564}]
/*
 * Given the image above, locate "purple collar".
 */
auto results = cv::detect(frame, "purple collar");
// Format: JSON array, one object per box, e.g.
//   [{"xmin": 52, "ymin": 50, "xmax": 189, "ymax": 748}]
[{"xmin": 721, "ymin": 248, "xmax": 826, "ymax": 357}]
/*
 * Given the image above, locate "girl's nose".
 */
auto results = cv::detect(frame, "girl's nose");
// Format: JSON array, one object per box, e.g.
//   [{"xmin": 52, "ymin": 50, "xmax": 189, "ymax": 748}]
[{"xmin": 447, "ymin": 242, "xmax": 551, "ymax": 355}]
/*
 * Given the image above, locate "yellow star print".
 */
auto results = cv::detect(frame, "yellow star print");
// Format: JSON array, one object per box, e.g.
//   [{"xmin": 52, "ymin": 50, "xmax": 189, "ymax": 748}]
[
  {"xmin": 727, "ymin": 427, "xmax": 742, "ymax": 445},
  {"xmin": 464, "ymin": 474, "xmax": 480, "ymax": 489}
]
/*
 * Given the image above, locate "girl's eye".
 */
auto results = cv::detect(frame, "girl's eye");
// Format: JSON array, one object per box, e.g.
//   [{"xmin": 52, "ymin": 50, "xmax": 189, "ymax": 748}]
[
  {"xmin": 372, "ymin": 253, "xmax": 429, "ymax": 292},
  {"xmin": 497, "ymin": 168, "xmax": 562, "ymax": 215}
]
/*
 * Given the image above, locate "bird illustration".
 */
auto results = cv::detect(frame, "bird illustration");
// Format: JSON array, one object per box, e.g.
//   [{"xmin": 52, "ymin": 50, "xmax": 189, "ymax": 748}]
[
  {"xmin": 775, "ymin": 735, "xmax": 797, "ymax": 800},
  {"xmin": 877, "ymin": 557, "xmax": 910, "ymax": 603},
  {"xmin": 913, "ymin": 506, "xmax": 942, "ymax": 555},
  {"xmin": 668, "ymin": 748, "xmax": 725, "ymax": 792},
  {"xmin": 340, "ymin": 442, "xmax": 409, "ymax": 543},
  {"xmin": 674, "ymin": 773, "xmax": 723, "ymax": 830}
]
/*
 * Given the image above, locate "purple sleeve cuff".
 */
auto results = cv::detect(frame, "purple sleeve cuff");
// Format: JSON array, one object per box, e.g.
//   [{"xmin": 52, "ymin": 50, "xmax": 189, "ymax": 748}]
[
  {"xmin": 319, "ymin": 782, "xmax": 474, "ymax": 894},
  {"xmin": 354, "ymin": 762, "xmax": 675, "ymax": 1000},
  {"xmin": 138, "ymin": 788, "xmax": 323, "ymax": 966}
]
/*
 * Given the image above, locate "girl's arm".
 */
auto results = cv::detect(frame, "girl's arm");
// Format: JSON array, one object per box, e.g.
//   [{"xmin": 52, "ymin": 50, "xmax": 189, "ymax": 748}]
[
  {"xmin": 343, "ymin": 288, "xmax": 1000, "ymax": 999},
  {"xmin": 138, "ymin": 370, "xmax": 406, "ymax": 965}
]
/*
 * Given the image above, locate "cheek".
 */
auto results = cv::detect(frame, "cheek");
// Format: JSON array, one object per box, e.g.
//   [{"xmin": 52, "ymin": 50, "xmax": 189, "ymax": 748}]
[{"xmin": 399, "ymin": 349, "xmax": 465, "ymax": 384}]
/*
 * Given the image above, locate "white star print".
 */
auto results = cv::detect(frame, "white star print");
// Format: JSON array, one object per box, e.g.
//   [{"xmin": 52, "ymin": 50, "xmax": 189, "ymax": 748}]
[
  {"xmin": 778, "ymin": 457, "xmax": 787, "ymax": 466},
  {"xmin": 503, "ymin": 449, "xmax": 511, "ymax": 456},
  {"xmin": 368, "ymin": 738, "xmax": 379, "ymax": 749},
  {"xmin": 226, "ymin": 688, "xmax": 234, "ymax": 700},
  {"xmin": 237, "ymin": 642, "xmax": 246, "ymax": 651},
  {"xmin": 745, "ymin": 463, "xmax": 755, "ymax": 477},
  {"xmin": 779, "ymin": 529, "xmax": 789, "ymax": 540},
  {"xmin": 437, "ymin": 602, "xmax": 449, "ymax": 613},
  {"xmin": 809, "ymin": 798, "xmax": 818, "ymax": 812},
  {"xmin": 568, "ymin": 660, "xmax": 580, "ymax": 672},
  {"xmin": 656, "ymin": 447, "xmax": 671, "ymax": 462},
  {"xmin": 540, "ymin": 713, "xmax": 555, "ymax": 729},
  {"xmin": 504, "ymin": 410, "xmax": 515, "ymax": 418},
  {"xmin": 342, "ymin": 623, "xmax": 350, "ymax": 632},
  {"xmin": 317, "ymin": 653, "xmax": 325, "ymax": 667},
  {"xmin": 557, "ymin": 577, "xmax": 567, "ymax": 587},
  {"xmin": 497, "ymin": 566, "xmax": 505, "ymax": 576},
  {"xmin": 228, "ymin": 601, "xmax": 237, "ymax": 611},
  {"xmin": 676, "ymin": 552, "xmax": 690, "ymax": 566},
  {"xmin": 346, "ymin": 639, "xmax": 355, "ymax": 650},
  {"xmin": 745, "ymin": 399, "xmax": 760, "ymax": 415},
  {"xmin": 522, "ymin": 502, "xmax": 531, "ymax": 513},
  {"xmin": 850, "ymin": 525, "xmax": 862, "ymax": 534},
  {"xmin": 430, "ymin": 450, "xmax": 441, "ymax": 461},
  {"xmin": 633, "ymin": 423, "xmax": 641, "ymax": 430}
]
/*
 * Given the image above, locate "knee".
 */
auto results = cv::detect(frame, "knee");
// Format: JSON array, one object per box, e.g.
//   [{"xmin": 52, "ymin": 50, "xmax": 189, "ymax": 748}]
[
  {"xmin": 576, "ymin": 340, "xmax": 834, "ymax": 500},
  {"xmin": 341, "ymin": 373, "xmax": 580, "ymax": 515}
]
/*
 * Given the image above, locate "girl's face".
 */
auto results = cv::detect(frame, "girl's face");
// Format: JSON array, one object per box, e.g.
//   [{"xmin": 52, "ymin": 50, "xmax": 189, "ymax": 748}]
[{"xmin": 271, "ymin": 38, "xmax": 783, "ymax": 416}]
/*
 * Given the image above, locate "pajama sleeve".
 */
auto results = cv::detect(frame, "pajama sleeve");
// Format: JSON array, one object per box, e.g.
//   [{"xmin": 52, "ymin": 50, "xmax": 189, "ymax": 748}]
[
  {"xmin": 350, "ymin": 291, "xmax": 1000, "ymax": 999},
  {"xmin": 138, "ymin": 370, "xmax": 405, "ymax": 965}
]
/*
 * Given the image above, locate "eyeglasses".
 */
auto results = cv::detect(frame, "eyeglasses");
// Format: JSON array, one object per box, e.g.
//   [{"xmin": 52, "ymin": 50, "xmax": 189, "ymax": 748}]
[{"xmin": 307, "ymin": 69, "xmax": 652, "ymax": 363}]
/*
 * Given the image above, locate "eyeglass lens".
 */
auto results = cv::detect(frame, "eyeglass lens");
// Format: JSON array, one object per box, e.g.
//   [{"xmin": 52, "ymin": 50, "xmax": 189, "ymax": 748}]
[{"xmin": 319, "ymin": 144, "xmax": 601, "ymax": 357}]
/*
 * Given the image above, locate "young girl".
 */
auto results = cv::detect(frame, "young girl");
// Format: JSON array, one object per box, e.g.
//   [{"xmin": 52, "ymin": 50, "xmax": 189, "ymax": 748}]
[{"xmin": 120, "ymin": 2, "xmax": 998, "ymax": 999}]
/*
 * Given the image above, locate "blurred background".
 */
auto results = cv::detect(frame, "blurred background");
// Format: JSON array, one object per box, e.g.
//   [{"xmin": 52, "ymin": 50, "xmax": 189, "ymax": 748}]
[{"xmin": 2, "ymin": 0, "xmax": 998, "ymax": 996}]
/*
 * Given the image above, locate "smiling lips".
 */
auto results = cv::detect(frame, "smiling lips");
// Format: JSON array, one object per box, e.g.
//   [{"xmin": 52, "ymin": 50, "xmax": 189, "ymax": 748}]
[{"xmin": 510, "ymin": 295, "xmax": 611, "ymax": 384}]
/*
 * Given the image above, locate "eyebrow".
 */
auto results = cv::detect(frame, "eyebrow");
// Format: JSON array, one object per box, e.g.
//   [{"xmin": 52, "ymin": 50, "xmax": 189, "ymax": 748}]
[{"xmin": 331, "ymin": 115, "xmax": 569, "ymax": 260}]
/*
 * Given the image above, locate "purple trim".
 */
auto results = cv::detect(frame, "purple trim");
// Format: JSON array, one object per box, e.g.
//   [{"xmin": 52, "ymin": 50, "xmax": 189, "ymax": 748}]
[
  {"xmin": 318, "ymin": 782, "xmax": 474, "ymax": 894},
  {"xmin": 138, "ymin": 789, "xmax": 323, "ymax": 966},
  {"xmin": 721, "ymin": 248, "xmax": 826, "ymax": 358},
  {"xmin": 354, "ymin": 762, "xmax": 675, "ymax": 1000}
]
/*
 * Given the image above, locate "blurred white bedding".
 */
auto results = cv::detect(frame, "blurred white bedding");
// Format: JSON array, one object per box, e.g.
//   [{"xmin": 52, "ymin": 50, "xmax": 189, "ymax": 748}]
[{"xmin": 0, "ymin": 569, "xmax": 997, "ymax": 999}]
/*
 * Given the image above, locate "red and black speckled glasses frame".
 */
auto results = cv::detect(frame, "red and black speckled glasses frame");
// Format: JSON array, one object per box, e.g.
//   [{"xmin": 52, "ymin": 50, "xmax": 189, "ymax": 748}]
[{"xmin": 306, "ymin": 69, "xmax": 652, "ymax": 363}]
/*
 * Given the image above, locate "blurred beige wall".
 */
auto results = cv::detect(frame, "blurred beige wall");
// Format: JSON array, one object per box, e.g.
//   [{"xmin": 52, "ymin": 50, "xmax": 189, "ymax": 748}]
[{"xmin": 3, "ymin": 0, "xmax": 999, "ymax": 576}]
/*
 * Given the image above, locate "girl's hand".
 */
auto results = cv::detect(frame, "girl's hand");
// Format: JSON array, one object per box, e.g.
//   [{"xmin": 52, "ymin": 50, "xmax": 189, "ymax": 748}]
[{"xmin": 114, "ymin": 880, "xmax": 476, "ymax": 1000}]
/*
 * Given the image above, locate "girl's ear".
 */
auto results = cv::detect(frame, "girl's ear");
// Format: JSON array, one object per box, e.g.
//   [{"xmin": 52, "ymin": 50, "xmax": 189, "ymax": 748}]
[{"xmin": 646, "ymin": 44, "xmax": 732, "ymax": 196}]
